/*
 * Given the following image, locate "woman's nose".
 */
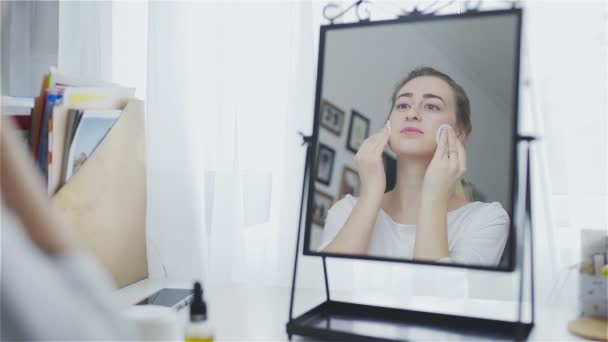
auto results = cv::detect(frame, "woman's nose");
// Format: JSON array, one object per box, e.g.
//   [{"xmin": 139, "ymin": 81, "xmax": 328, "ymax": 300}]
[{"xmin": 405, "ymin": 108, "xmax": 420, "ymax": 120}]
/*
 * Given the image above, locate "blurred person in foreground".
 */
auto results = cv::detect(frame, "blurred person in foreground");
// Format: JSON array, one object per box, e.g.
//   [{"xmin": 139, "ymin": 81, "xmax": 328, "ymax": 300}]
[{"xmin": 1, "ymin": 117, "xmax": 135, "ymax": 341}]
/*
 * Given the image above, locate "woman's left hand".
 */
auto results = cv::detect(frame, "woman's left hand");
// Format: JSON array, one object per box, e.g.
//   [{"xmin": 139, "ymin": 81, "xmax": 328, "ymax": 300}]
[{"xmin": 421, "ymin": 125, "xmax": 467, "ymax": 201}]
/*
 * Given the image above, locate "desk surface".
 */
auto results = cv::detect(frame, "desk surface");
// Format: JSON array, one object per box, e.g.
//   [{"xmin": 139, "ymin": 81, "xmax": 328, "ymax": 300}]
[{"xmin": 113, "ymin": 278, "xmax": 585, "ymax": 341}]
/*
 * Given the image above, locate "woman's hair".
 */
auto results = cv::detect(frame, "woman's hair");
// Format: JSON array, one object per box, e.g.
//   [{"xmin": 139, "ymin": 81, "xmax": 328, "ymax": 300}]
[
  {"xmin": 390, "ymin": 66, "xmax": 472, "ymax": 138},
  {"xmin": 391, "ymin": 67, "xmax": 473, "ymax": 201}
]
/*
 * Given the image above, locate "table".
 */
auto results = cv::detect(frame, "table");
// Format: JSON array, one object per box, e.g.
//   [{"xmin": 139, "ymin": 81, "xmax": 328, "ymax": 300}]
[{"xmin": 112, "ymin": 278, "xmax": 586, "ymax": 341}]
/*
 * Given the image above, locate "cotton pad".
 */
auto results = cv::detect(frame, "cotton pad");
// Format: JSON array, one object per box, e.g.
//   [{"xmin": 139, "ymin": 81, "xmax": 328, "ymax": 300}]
[{"xmin": 436, "ymin": 124, "xmax": 452, "ymax": 144}]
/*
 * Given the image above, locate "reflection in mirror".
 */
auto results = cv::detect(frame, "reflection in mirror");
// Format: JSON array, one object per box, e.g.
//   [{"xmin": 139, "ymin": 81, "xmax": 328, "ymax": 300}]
[{"xmin": 306, "ymin": 11, "xmax": 521, "ymax": 270}]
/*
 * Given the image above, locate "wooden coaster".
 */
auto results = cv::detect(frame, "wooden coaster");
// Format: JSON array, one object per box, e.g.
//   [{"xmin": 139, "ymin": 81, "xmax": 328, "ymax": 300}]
[{"xmin": 568, "ymin": 317, "xmax": 608, "ymax": 341}]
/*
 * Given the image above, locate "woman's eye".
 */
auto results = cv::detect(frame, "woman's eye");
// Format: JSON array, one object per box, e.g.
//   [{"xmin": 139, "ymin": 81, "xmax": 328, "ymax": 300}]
[
  {"xmin": 396, "ymin": 103, "xmax": 410, "ymax": 110},
  {"xmin": 425, "ymin": 104, "xmax": 440, "ymax": 111}
]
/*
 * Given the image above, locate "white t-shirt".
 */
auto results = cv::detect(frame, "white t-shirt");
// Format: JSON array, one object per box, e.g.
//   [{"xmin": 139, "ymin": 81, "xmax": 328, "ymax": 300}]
[{"xmin": 319, "ymin": 194, "xmax": 510, "ymax": 267}]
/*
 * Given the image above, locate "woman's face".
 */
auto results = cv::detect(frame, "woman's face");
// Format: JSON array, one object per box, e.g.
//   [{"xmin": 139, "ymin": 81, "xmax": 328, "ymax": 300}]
[{"xmin": 388, "ymin": 76, "xmax": 462, "ymax": 157}]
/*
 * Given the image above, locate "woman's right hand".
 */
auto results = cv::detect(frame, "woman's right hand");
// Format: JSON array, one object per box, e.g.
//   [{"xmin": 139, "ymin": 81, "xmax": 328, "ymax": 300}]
[{"xmin": 354, "ymin": 124, "xmax": 390, "ymax": 201}]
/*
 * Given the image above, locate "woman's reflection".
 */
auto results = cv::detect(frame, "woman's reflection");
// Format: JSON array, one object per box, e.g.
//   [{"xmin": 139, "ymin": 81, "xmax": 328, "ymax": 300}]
[{"xmin": 319, "ymin": 67, "xmax": 509, "ymax": 266}]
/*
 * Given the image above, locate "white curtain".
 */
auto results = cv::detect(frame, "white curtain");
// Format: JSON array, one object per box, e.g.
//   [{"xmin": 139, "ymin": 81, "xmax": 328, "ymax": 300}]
[
  {"xmin": 140, "ymin": 1, "xmax": 325, "ymax": 289},
  {"xmin": 55, "ymin": 0, "xmax": 606, "ymax": 317}
]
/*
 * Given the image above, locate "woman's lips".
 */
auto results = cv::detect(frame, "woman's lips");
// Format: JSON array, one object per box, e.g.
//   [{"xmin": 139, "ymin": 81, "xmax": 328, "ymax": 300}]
[{"xmin": 400, "ymin": 127, "xmax": 424, "ymax": 135}]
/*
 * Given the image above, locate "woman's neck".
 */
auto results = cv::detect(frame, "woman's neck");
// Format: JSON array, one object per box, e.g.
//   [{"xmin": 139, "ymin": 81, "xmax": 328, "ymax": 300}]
[
  {"xmin": 382, "ymin": 156, "xmax": 431, "ymax": 222},
  {"xmin": 382, "ymin": 155, "xmax": 469, "ymax": 223}
]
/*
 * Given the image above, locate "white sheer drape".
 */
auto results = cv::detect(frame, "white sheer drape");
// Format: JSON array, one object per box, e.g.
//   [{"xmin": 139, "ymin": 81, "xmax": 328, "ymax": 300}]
[
  {"xmin": 141, "ymin": 1, "xmax": 325, "ymax": 289},
  {"xmin": 54, "ymin": 0, "xmax": 606, "ymax": 315}
]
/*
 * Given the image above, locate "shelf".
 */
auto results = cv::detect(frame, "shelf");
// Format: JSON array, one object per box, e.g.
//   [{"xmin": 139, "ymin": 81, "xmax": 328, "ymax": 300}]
[
  {"xmin": 1, "ymin": 96, "xmax": 35, "ymax": 115},
  {"xmin": 287, "ymin": 300, "xmax": 533, "ymax": 341}
]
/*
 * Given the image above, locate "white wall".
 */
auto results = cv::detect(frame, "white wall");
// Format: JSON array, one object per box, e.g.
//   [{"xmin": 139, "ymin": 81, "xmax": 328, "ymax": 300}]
[
  {"xmin": 1, "ymin": 0, "xmax": 58, "ymax": 96},
  {"xmin": 521, "ymin": 0, "xmax": 607, "ymax": 309}
]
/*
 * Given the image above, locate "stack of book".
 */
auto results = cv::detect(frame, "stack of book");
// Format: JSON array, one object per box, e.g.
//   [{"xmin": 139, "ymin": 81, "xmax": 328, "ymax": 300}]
[
  {"xmin": 26, "ymin": 70, "xmax": 148, "ymax": 288},
  {"xmin": 28, "ymin": 68, "xmax": 134, "ymax": 194}
]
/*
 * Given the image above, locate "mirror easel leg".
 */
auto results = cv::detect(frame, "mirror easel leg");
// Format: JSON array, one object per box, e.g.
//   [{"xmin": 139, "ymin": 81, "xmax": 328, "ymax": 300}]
[
  {"xmin": 288, "ymin": 138, "xmax": 312, "ymax": 322},
  {"xmin": 516, "ymin": 136, "xmax": 536, "ymax": 338},
  {"xmin": 322, "ymin": 256, "xmax": 330, "ymax": 301}
]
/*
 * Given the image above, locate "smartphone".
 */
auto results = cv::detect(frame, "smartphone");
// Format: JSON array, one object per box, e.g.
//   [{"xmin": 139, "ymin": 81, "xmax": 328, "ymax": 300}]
[{"xmin": 135, "ymin": 288, "xmax": 193, "ymax": 311}]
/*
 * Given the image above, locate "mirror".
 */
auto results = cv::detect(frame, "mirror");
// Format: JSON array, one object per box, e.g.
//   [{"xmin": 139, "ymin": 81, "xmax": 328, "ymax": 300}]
[{"xmin": 304, "ymin": 9, "xmax": 522, "ymax": 271}]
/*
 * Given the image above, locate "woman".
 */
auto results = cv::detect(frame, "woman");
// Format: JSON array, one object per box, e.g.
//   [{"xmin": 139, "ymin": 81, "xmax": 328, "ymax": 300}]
[
  {"xmin": 1, "ymin": 117, "xmax": 135, "ymax": 340},
  {"xmin": 319, "ymin": 67, "xmax": 509, "ymax": 267}
]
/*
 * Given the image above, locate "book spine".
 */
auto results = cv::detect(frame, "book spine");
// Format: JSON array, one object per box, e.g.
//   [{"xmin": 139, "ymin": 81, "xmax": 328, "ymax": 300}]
[
  {"xmin": 47, "ymin": 117, "xmax": 53, "ymax": 194},
  {"xmin": 37, "ymin": 92, "xmax": 62, "ymax": 179}
]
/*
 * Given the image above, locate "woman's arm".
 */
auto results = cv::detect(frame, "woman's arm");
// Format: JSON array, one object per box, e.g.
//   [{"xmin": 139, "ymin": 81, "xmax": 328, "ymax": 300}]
[
  {"xmin": 0, "ymin": 117, "xmax": 75, "ymax": 254},
  {"xmin": 414, "ymin": 125, "xmax": 466, "ymax": 261},
  {"xmin": 414, "ymin": 192, "xmax": 450, "ymax": 261},
  {"xmin": 1, "ymin": 117, "xmax": 136, "ymax": 340},
  {"xmin": 322, "ymin": 126, "xmax": 390, "ymax": 254},
  {"xmin": 322, "ymin": 193, "xmax": 382, "ymax": 254}
]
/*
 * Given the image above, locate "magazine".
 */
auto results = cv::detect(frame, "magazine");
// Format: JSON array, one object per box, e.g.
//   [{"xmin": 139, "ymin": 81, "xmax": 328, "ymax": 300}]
[
  {"xmin": 64, "ymin": 110, "xmax": 121, "ymax": 182},
  {"xmin": 60, "ymin": 109, "xmax": 84, "ymax": 185}
]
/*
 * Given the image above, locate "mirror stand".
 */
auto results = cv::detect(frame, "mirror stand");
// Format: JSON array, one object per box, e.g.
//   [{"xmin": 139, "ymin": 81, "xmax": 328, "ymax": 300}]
[{"xmin": 286, "ymin": 134, "xmax": 536, "ymax": 341}]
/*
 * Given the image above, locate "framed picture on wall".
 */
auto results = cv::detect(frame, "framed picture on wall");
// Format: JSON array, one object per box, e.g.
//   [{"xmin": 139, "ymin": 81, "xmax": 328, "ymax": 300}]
[
  {"xmin": 346, "ymin": 109, "xmax": 370, "ymax": 153},
  {"xmin": 316, "ymin": 143, "xmax": 335, "ymax": 185},
  {"xmin": 312, "ymin": 190, "xmax": 334, "ymax": 226},
  {"xmin": 320, "ymin": 99, "xmax": 345, "ymax": 136},
  {"xmin": 339, "ymin": 165, "xmax": 361, "ymax": 198}
]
